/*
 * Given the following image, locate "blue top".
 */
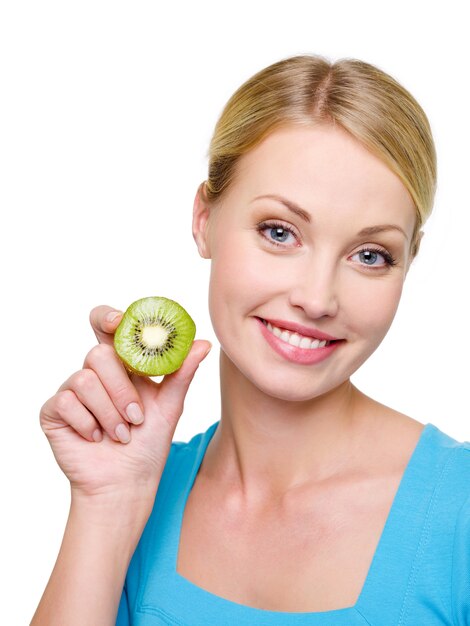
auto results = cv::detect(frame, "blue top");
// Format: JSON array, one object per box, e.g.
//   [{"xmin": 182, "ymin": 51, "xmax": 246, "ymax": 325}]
[{"xmin": 116, "ymin": 421, "xmax": 470, "ymax": 625}]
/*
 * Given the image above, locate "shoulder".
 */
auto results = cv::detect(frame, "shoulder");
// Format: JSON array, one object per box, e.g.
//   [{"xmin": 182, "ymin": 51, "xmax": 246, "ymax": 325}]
[
  {"xmin": 389, "ymin": 421, "xmax": 470, "ymax": 533},
  {"xmin": 450, "ymin": 442, "xmax": 470, "ymax": 623},
  {"xmin": 167, "ymin": 420, "xmax": 220, "ymax": 464},
  {"xmin": 425, "ymin": 423, "xmax": 470, "ymax": 495},
  {"xmin": 428, "ymin": 422, "xmax": 470, "ymax": 465}
]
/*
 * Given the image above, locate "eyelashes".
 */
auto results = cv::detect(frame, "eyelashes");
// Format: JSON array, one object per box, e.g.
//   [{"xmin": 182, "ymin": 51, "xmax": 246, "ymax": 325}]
[
  {"xmin": 255, "ymin": 220, "xmax": 299, "ymax": 247},
  {"xmin": 352, "ymin": 247, "xmax": 397, "ymax": 268},
  {"xmin": 255, "ymin": 220, "xmax": 398, "ymax": 269}
]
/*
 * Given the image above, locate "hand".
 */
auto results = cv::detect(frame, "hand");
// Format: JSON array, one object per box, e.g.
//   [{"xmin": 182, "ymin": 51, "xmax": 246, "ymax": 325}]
[{"xmin": 40, "ymin": 305, "xmax": 211, "ymax": 503}]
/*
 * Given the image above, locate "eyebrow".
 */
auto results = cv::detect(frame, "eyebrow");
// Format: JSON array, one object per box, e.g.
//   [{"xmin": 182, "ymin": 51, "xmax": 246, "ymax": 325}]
[
  {"xmin": 252, "ymin": 194, "xmax": 409, "ymax": 240},
  {"xmin": 356, "ymin": 224, "xmax": 409, "ymax": 240},
  {"xmin": 252, "ymin": 194, "xmax": 311, "ymax": 222}
]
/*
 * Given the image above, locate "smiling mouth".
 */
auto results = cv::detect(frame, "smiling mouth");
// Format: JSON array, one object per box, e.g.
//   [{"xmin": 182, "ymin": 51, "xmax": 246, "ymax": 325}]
[{"xmin": 260, "ymin": 319, "xmax": 337, "ymax": 350}]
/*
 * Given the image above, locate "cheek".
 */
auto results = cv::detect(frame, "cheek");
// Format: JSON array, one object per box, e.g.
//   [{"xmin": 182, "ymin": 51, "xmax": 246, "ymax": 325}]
[
  {"xmin": 344, "ymin": 274, "xmax": 405, "ymax": 339},
  {"xmin": 207, "ymin": 239, "xmax": 263, "ymax": 333},
  {"xmin": 208, "ymin": 237, "xmax": 272, "ymax": 303}
]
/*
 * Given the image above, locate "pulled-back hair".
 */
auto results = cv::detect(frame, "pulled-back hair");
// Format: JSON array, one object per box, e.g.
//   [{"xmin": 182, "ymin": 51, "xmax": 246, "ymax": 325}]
[{"xmin": 203, "ymin": 54, "xmax": 437, "ymax": 256}]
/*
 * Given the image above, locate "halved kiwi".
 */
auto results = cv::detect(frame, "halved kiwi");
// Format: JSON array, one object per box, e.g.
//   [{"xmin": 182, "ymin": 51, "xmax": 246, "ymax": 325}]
[{"xmin": 114, "ymin": 296, "xmax": 196, "ymax": 376}]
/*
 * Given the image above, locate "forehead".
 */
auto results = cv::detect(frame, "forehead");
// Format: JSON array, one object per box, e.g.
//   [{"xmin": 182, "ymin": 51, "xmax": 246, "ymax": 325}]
[{"xmin": 231, "ymin": 124, "xmax": 416, "ymax": 230}]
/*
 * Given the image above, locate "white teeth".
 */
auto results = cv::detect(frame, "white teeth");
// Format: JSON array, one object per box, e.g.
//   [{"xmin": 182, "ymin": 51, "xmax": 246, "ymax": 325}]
[
  {"xmin": 288, "ymin": 333, "xmax": 301, "ymax": 347},
  {"xmin": 263, "ymin": 320, "xmax": 332, "ymax": 349}
]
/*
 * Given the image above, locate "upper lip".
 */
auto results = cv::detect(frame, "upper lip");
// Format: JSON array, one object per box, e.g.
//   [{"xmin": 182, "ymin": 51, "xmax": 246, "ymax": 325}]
[{"xmin": 259, "ymin": 317, "xmax": 342, "ymax": 341}]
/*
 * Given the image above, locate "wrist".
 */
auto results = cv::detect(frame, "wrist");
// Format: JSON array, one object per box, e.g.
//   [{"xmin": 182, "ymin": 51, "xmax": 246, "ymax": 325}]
[{"xmin": 70, "ymin": 486, "xmax": 155, "ymax": 533}]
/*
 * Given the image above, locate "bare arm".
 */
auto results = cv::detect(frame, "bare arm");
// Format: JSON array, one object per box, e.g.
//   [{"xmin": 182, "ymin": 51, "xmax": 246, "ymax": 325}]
[{"xmin": 31, "ymin": 491, "xmax": 153, "ymax": 626}]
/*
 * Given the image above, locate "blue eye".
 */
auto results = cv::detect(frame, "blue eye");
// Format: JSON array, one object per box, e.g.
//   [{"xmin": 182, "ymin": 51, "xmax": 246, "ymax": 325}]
[
  {"xmin": 359, "ymin": 250, "xmax": 380, "ymax": 265},
  {"xmin": 270, "ymin": 227, "xmax": 290, "ymax": 243},
  {"xmin": 256, "ymin": 221, "xmax": 299, "ymax": 247},
  {"xmin": 351, "ymin": 248, "xmax": 396, "ymax": 268}
]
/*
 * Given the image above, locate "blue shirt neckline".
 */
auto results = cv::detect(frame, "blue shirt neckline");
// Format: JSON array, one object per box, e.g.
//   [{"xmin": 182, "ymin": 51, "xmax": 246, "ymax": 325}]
[{"xmin": 145, "ymin": 421, "xmax": 442, "ymax": 625}]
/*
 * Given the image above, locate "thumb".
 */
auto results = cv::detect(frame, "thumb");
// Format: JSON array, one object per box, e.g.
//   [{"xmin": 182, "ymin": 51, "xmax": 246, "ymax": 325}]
[{"xmin": 151, "ymin": 339, "xmax": 212, "ymax": 426}]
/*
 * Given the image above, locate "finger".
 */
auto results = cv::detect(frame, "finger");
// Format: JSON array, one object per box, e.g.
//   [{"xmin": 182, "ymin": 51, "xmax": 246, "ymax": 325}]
[
  {"xmin": 89, "ymin": 305, "xmax": 123, "ymax": 345},
  {"xmin": 83, "ymin": 343, "xmax": 145, "ymax": 426},
  {"xmin": 59, "ymin": 369, "xmax": 132, "ymax": 444},
  {"xmin": 41, "ymin": 390, "xmax": 103, "ymax": 443},
  {"xmin": 155, "ymin": 340, "xmax": 212, "ymax": 426}
]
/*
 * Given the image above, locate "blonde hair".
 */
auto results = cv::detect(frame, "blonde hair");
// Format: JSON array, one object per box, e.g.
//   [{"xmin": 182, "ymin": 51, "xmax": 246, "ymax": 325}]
[{"xmin": 203, "ymin": 54, "xmax": 437, "ymax": 257}]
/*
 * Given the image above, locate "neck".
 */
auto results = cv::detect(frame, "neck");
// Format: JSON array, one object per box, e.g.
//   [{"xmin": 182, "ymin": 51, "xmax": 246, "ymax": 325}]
[{"xmin": 204, "ymin": 349, "xmax": 374, "ymax": 504}]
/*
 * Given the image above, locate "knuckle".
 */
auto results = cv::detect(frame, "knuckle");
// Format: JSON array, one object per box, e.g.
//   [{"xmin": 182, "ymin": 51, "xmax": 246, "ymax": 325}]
[
  {"xmin": 86, "ymin": 342, "xmax": 115, "ymax": 366},
  {"xmin": 98, "ymin": 406, "xmax": 121, "ymax": 428},
  {"xmin": 54, "ymin": 389, "xmax": 76, "ymax": 415},
  {"xmin": 112, "ymin": 381, "xmax": 135, "ymax": 404},
  {"xmin": 73, "ymin": 368, "xmax": 96, "ymax": 393},
  {"xmin": 39, "ymin": 399, "xmax": 52, "ymax": 425},
  {"xmin": 39, "ymin": 396, "xmax": 52, "ymax": 416},
  {"xmin": 173, "ymin": 369, "xmax": 195, "ymax": 389}
]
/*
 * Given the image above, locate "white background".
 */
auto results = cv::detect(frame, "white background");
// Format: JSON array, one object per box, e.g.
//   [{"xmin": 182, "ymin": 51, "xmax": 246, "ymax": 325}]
[{"xmin": 1, "ymin": 1, "xmax": 469, "ymax": 622}]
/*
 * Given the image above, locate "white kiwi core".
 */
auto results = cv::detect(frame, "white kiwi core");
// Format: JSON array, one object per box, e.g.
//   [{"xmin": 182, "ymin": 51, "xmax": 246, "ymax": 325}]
[{"xmin": 142, "ymin": 325, "xmax": 170, "ymax": 348}]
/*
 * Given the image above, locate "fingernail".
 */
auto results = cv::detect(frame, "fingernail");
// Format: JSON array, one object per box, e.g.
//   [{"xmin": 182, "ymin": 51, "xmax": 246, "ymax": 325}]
[
  {"xmin": 115, "ymin": 423, "xmax": 130, "ymax": 444},
  {"xmin": 203, "ymin": 343, "xmax": 212, "ymax": 359},
  {"xmin": 106, "ymin": 311, "xmax": 122, "ymax": 323},
  {"xmin": 126, "ymin": 402, "xmax": 144, "ymax": 424},
  {"xmin": 92, "ymin": 428, "xmax": 103, "ymax": 442}
]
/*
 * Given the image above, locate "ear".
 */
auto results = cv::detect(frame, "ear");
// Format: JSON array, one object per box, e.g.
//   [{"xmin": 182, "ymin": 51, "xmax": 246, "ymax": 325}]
[
  {"xmin": 406, "ymin": 230, "xmax": 424, "ymax": 273},
  {"xmin": 192, "ymin": 182, "xmax": 212, "ymax": 259},
  {"xmin": 411, "ymin": 230, "xmax": 424, "ymax": 259}
]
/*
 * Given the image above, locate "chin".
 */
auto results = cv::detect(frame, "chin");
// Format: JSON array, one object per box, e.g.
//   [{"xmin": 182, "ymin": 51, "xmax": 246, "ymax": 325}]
[
  {"xmin": 269, "ymin": 382, "xmax": 342, "ymax": 403},
  {"xmin": 242, "ymin": 365, "xmax": 346, "ymax": 404}
]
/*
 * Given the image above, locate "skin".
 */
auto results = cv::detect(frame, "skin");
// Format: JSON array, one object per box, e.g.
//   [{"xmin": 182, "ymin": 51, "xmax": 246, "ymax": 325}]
[
  {"xmin": 192, "ymin": 122, "xmax": 422, "ymax": 502},
  {"xmin": 32, "ymin": 121, "xmax": 425, "ymax": 621},
  {"xmin": 177, "ymin": 123, "xmax": 426, "ymax": 611}
]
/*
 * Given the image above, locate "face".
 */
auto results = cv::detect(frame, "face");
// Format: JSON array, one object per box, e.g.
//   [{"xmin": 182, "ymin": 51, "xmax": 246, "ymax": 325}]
[{"xmin": 193, "ymin": 124, "xmax": 418, "ymax": 402}]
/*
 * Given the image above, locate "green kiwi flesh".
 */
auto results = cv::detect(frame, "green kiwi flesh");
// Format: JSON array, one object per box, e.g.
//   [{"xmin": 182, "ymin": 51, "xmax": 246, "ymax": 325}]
[{"xmin": 114, "ymin": 296, "xmax": 196, "ymax": 376}]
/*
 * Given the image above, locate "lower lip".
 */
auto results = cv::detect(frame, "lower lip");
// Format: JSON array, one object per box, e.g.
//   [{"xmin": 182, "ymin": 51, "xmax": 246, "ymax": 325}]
[{"xmin": 256, "ymin": 318, "xmax": 343, "ymax": 365}]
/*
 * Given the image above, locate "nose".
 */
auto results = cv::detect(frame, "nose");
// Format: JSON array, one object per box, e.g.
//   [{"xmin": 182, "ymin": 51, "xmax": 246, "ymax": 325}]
[{"xmin": 288, "ymin": 256, "xmax": 339, "ymax": 319}]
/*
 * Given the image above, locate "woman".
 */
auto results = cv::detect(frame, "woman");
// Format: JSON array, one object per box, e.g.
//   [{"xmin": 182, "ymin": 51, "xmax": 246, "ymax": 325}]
[{"xmin": 31, "ymin": 54, "xmax": 470, "ymax": 625}]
